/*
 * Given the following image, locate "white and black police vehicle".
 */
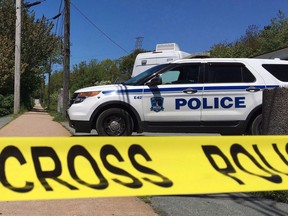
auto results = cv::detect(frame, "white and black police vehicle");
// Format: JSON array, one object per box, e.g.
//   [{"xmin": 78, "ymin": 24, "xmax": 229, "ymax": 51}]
[{"xmin": 67, "ymin": 58, "xmax": 288, "ymax": 136}]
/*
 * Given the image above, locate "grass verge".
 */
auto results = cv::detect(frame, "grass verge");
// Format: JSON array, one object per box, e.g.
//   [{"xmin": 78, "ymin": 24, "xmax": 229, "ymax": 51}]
[
  {"xmin": 253, "ymin": 191, "xmax": 288, "ymax": 203},
  {"xmin": 48, "ymin": 111, "xmax": 67, "ymax": 122},
  {"xmin": 138, "ymin": 196, "xmax": 152, "ymax": 204}
]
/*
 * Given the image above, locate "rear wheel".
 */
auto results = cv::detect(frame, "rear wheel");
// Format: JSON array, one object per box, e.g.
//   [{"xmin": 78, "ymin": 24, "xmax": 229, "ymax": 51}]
[
  {"xmin": 250, "ymin": 114, "xmax": 262, "ymax": 135},
  {"xmin": 96, "ymin": 108, "xmax": 133, "ymax": 136}
]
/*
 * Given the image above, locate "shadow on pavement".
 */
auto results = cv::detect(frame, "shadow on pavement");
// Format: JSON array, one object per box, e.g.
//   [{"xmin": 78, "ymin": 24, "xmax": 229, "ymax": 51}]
[{"xmin": 157, "ymin": 193, "xmax": 288, "ymax": 216}]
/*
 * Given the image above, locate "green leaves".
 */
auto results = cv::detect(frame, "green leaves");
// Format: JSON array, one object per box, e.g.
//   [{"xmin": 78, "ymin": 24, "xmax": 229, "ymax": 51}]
[
  {"xmin": 119, "ymin": 49, "xmax": 146, "ymax": 75},
  {"xmin": 0, "ymin": 94, "xmax": 13, "ymax": 117},
  {"xmin": 70, "ymin": 59, "xmax": 120, "ymax": 93},
  {"xmin": 210, "ymin": 11, "xmax": 288, "ymax": 58},
  {"xmin": 0, "ymin": 35, "xmax": 14, "ymax": 93},
  {"xmin": 0, "ymin": 0, "xmax": 62, "ymax": 112}
]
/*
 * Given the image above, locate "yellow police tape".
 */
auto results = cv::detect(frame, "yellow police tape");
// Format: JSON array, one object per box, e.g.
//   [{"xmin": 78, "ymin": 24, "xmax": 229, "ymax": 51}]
[{"xmin": 0, "ymin": 136, "xmax": 287, "ymax": 201}]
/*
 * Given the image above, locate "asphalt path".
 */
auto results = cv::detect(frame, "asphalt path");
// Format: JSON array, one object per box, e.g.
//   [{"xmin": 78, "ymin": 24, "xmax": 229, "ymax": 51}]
[{"xmin": 151, "ymin": 194, "xmax": 288, "ymax": 216}]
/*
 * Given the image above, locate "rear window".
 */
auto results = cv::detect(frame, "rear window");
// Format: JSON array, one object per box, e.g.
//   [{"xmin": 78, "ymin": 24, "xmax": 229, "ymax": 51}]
[{"xmin": 262, "ymin": 64, "xmax": 288, "ymax": 82}]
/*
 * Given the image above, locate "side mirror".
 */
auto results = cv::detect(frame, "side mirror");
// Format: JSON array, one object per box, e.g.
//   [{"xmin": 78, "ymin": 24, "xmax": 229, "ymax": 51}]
[{"xmin": 146, "ymin": 75, "xmax": 162, "ymax": 86}]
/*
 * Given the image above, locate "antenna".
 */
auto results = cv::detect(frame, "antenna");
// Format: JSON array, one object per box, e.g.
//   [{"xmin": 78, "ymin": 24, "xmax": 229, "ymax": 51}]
[{"xmin": 135, "ymin": 36, "xmax": 144, "ymax": 50}]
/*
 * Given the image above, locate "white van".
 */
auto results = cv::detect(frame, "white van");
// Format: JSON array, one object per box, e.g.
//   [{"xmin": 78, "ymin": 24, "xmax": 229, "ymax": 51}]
[{"xmin": 131, "ymin": 43, "xmax": 190, "ymax": 77}]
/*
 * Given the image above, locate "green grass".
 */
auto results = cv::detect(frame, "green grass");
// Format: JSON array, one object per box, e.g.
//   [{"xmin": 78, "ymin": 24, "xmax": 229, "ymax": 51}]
[
  {"xmin": 138, "ymin": 196, "xmax": 151, "ymax": 204},
  {"xmin": 253, "ymin": 191, "xmax": 288, "ymax": 203},
  {"xmin": 48, "ymin": 111, "xmax": 67, "ymax": 122}
]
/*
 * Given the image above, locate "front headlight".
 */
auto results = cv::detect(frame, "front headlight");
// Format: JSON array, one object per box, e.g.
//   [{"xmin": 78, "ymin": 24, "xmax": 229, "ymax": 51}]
[
  {"xmin": 73, "ymin": 91, "xmax": 101, "ymax": 104},
  {"xmin": 78, "ymin": 91, "xmax": 101, "ymax": 97}
]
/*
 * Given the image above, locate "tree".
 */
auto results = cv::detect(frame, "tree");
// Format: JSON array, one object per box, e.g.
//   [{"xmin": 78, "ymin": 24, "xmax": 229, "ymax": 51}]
[
  {"xmin": 0, "ymin": 0, "xmax": 17, "ymax": 95},
  {"xmin": 66, "ymin": 50, "xmax": 148, "ymax": 100},
  {"xmin": 0, "ymin": 35, "xmax": 14, "ymax": 93},
  {"xmin": 119, "ymin": 49, "xmax": 146, "ymax": 77},
  {"xmin": 98, "ymin": 59, "xmax": 119, "ymax": 81},
  {"xmin": 70, "ymin": 60, "xmax": 100, "ymax": 93},
  {"xmin": 21, "ymin": 10, "xmax": 62, "ymax": 108},
  {"xmin": 69, "ymin": 58, "xmax": 126, "ymax": 94},
  {"xmin": 0, "ymin": 0, "xmax": 62, "ymax": 111},
  {"xmin": 257, "ymin": 11, "xmax": 288, "ymax": 54},
  {"xmin": 210, "ymin": 42, "xmax": 234, "ymax": 58},
  {"xmin": 210, "ymin": 11, "xmax": 288, "ymax": 58}
]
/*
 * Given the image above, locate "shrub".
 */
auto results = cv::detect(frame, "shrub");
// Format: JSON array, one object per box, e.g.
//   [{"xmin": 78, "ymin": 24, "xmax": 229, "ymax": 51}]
[{"xmin": 0, "ymin": 94, "xmax": 13, "ymax": 117}]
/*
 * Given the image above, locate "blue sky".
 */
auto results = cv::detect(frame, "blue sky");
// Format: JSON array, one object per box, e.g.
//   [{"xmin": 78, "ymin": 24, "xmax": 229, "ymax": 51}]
[{"xmin": 32, "ymin": 0, "xmax": 288, "ymax": 69}]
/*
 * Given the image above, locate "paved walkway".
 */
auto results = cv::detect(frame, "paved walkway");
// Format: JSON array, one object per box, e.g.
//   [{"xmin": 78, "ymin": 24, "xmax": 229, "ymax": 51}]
[{"xmin": 0, "ymin": 103, "xmax": 158, "ymax": 216}]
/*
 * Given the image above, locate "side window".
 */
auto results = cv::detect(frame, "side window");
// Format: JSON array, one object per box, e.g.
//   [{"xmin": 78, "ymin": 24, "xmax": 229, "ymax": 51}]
[
  {"xmin": 160, "ymin": 64, "xmax": 201, "ymax": 84},
  {"xmin": 206, "ymin": 63, "xmax": 255, "ymax": 83},
  {"xmin": 262, "ymin": 64, "xmax": 288, "ymax": 82},
  {"xmin": 161, "ymin": 70, "xmax": 180, "ymax": 84},
  {"xmin": 242, "ymin": 67, "xmax": 256, "ymax": 82}
]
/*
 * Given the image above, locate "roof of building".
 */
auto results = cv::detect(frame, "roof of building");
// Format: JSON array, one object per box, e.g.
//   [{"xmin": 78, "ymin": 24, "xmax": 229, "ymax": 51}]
[{"xmin": 254, "ymin": 47, "xmax": 288, "ymax": 60}]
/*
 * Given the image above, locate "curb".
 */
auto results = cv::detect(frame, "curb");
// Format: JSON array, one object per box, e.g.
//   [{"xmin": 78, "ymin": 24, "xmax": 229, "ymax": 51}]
[{"xmin": 0, "ymin": 115, "xmax": 14, "ymax": 129}]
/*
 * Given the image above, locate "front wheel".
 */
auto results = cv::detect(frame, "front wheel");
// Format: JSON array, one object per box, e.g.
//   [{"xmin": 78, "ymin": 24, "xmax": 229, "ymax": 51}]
[
  {"xmin": 249, "ymin": 114, "xmax": 262, "ymax": 135},
  {"xmin": 96, "ymin": 108, "xmax": 133, "ymax": 136}
]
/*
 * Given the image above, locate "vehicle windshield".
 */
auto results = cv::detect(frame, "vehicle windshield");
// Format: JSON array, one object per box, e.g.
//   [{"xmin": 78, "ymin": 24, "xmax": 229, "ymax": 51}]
[{"xmin": 124, "ymin": 64, "xmax": 169, "ymax": 85}]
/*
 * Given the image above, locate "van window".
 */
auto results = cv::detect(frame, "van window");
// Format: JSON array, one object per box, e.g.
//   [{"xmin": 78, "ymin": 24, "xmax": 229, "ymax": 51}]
[
  {"xmin": 262, "ymin": 64, "xmax": 288, "ymax": 82},
  {"xmin": 206, "ymin": 63, "xmax": 255, "ymax": 83}
]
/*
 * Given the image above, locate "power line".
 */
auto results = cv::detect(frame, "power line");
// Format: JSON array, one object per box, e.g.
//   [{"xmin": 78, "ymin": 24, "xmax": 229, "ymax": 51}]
[
  {"xmin": 32, "ymin": 0, "xmax": 63, "ymax": 36},
  {"xmin": 58, "ymin": 0, "xmax": 63, "ymax": 14},
  {"xmin": 70, "ymin": 2, "xmax": 129, "ymax": 54},
  {"xmin": 54, "ymin": 0, "xmax": 63, "ymax": 35},
  {"xmin": 24, "ymin": 0, "xmax": 46, "ymax": 8}
]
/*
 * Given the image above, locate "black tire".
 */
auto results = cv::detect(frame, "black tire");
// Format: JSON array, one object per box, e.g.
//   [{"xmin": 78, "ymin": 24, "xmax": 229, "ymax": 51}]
[
  {"xmin": 250, "ymin": 114, "xmax": 262, "ymax": 135},
  {"xmin": 96, "ymin": 108, "xmax": 133, "ymax": 136}
]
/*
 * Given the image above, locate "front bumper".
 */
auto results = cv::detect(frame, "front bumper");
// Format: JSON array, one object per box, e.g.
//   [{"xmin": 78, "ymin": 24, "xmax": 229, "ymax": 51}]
[{"xmin": 67, "ymin": 112, "xmax": 92, "ymax": 133}]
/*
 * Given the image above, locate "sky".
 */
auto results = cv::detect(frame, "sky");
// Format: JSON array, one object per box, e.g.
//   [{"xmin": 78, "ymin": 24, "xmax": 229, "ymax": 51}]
[{"xmin": 31, "ymin": 0, "xmax": 288, "ymax": 69}]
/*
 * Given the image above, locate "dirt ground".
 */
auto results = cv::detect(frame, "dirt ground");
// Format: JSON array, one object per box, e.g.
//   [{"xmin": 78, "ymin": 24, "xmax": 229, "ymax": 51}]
[{"xmin": 0, "ymin": 103, "xmax": 158, "ymax": 216}]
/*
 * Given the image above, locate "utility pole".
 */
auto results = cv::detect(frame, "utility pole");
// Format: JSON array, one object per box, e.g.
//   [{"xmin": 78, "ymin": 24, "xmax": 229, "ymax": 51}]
[
  {"xmin": 63, "ymin": 0, "xmax": 70, "ymax": 116},
  {"xmin": 47, "ymin": 59, "xmax": 52, "ymax": 110},
  {"xmin": 14, "ymin": 0, "xmax": 21, "ymax": 114}
]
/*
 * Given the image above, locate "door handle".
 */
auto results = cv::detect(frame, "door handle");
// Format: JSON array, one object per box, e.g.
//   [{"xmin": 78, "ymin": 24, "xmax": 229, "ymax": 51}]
[
  {"xmin": 183, "ymin": 88, "xmax": 198, "ymax": 94},
  {"xmin": 246, "ymin": 87, "xmax": 261, "ymax": 92}
]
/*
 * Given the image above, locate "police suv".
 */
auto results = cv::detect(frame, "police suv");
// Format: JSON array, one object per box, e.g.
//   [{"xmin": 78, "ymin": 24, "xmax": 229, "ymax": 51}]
[{"xmin": 67, "ymin": 58, "xmax": 288, "ymax": 136}]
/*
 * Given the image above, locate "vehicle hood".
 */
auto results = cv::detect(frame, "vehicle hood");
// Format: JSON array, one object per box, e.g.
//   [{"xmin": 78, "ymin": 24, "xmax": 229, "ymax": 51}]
[{"xmin": 75, "ymin": 84, "xmax": 128, "ymax": 93}]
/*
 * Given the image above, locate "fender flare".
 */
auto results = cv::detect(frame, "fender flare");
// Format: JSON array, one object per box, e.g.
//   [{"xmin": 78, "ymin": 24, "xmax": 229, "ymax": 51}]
[{"xmin": 245, "ymin": 104, "xmax": 262, "ymax": 132}]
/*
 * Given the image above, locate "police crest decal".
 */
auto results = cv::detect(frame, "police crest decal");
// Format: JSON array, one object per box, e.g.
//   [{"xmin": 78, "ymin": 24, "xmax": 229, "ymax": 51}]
[{"xmin": 150, "ymin": 97, "xmax": 164, "ymax": 112}]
